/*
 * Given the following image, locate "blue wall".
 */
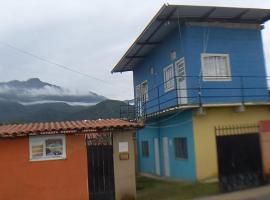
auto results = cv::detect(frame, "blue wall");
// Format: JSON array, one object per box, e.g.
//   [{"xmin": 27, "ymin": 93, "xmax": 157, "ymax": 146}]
[
  {"xmin": 137, "ymin": 110, "xmax": 197, "ymax": 181},
  {"xmin": 185, "ymin": 25, "xmax": 268, "ymax": 104},
  {"xmin": 133, "ymin": 24, "xmax": 268, "ymax": 114},
  {"xmin": 133, "ymin": 27, "xmax": 186, "ymax": 114}
]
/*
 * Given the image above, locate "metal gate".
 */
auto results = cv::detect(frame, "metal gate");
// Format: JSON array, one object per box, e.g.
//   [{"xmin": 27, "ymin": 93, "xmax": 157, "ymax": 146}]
[
  {"xmin": 87, "ymin": 133, "xmax": 115, "ymax": 200},
  {"xmin": 215, "ymin": 124, "xmax": 264, "ymax": 192}
]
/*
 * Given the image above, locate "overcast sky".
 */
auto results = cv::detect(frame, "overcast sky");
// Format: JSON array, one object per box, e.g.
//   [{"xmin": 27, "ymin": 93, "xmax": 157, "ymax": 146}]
[{"xmin": 0, "ymin": 0, "xmax": 269, "ymax": 100}]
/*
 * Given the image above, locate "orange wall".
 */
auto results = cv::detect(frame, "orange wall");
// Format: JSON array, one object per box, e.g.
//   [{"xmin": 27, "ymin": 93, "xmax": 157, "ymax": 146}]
[{"xmin": 0, "ymin": 135, "xmax": 88, "ymax": 200}]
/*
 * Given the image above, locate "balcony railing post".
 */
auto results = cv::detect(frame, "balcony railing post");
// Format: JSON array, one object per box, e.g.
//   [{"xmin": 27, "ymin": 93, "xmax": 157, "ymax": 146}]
[
  {"xmin": 240, "ymin": 76, "xmax": 245, "ymax": 104},
  {"xmin": 157, "ymin": 86, "xmax": 160, "ymax": 113},
  {"xmin": 127, "ymin": 101, "xmax": 130, "ymax": 119},
  {"xmin": 174, "ymin": 75, "xmax": 178, "ymax": 105},
  {"xmin": 198, "ymin": 75, "xmax": 202, "ymax": 106}
]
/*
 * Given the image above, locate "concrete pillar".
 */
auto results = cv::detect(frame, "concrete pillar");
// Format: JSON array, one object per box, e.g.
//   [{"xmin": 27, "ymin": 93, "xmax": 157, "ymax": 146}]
[{"xmin": 113, "ymin": 131, "xmax": 136, "ymax": 200}]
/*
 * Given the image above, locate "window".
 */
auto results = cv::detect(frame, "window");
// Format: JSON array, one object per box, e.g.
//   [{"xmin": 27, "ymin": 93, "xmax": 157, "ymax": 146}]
[
  {"xmin": 141, "ymin": 81, "xmax": 148, "ymax": 102},
  {"xmin": 142, "ymin": 141, "xmax": 149, "ymax": 157},
  {"xmin": 135, "ymin": 84, "xmax": 141, "ymax": 99},
  {"xmin": 29, "ymin": 135, "xmax": 66, "ymax": 161},
  {"xmin": 201, "ymin": 53, "xmax": 231, "ymax": 81},
  {"xmin": 164, "ymin": 64, "xmax": 175, "ymax": 92},
  {"xmin": 174, "ymin": 137, "xmax": 188, "ymax": 159}
]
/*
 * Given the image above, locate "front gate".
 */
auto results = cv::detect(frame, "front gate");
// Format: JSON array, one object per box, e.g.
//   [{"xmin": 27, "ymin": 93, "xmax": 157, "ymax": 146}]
[
  {"xmin": 87, "ymin": 132, "xmax": 115, "ymax": 200},
  {"xmin": 215, "ymin": 124, "xmax": 264, "ymax": 192}
]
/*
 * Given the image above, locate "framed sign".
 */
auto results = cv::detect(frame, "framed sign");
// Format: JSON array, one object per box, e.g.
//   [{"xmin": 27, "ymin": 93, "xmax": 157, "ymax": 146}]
[{"xmin": 119, "ymin": 142, "xmax": 128, "ymax": 152}]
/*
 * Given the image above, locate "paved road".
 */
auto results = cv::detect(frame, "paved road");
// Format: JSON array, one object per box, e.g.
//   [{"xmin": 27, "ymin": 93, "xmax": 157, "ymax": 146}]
[{"xmin": 195, "ymin": 185, "xmax": 270, "ymax": 200}]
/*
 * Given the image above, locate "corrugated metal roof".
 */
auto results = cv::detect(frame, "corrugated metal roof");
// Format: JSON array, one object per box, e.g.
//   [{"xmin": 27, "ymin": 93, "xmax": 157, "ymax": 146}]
[
  {"xmin": 111, "ymin": 4, "xmax": 270, "ymax": 73},
  {"xmin": 0, "ymin": 119, "xmax": 143, "ymax": 138}
]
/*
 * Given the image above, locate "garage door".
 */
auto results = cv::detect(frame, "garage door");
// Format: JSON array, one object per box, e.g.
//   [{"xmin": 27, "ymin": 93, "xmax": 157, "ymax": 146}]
[{"xmin": 216, "ymin": 124, "xmax": 264, "ymax": 192}]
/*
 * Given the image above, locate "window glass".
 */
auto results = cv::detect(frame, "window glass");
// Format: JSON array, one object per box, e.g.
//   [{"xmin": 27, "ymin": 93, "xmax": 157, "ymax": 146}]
[
  {"xmin": 174, "ymin": 137, "xmax": 188, "ymax": 159},
  {"xmin": 141, "ymin": 81, "xmax": 148, "ymax": 102},
  {"xmin": 202, "ymin": 54, "xmax": 231, "ymax": 81},
  {"xmin": 29, "ymin": 135, "xmax": 66, "ymax": 161},
  {"xmin": 164, "ymin": 64, "xmax": 175, "ymax": 92},
  {"xmin": 142, "ymin": 141, "xmax": 149, "ymax": 157},
  {"xmin": 45, "ymin": 138, "xmax": 63, "ymax": 157},
  {"xmin": 31, "ymin": 141, "xmax": 44, "ymax": 158}
]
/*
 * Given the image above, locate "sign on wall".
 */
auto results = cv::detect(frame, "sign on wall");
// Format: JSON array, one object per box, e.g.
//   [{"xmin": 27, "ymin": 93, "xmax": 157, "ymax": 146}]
[{"xmin": 119, "ymin": 142, "xmax": 129, "ymax": 152}]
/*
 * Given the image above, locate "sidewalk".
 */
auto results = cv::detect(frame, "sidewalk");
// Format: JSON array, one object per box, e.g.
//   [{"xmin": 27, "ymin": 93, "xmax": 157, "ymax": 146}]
[{"xmin": 194, "ymin": 185, "xmax": 270, "ymax": 200}]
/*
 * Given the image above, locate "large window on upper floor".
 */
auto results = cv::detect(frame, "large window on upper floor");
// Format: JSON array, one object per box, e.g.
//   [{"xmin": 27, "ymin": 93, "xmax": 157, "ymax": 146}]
[
  {"xmin": 164, "ymin": 64, "xmax": 175, "ymax": 92},
  {"xmin": 201, "ymin": 53, "xmax": 231, "ymax": 81}
]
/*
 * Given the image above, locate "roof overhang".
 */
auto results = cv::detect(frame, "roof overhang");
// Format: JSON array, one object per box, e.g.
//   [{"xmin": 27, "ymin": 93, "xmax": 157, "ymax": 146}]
[
  {"xmin": 0, "ymin": 119, "xmax": 143, "ymax": 138},
  {"xmin": 111, "ymin": 4, "xmax": 270, "ymax": 73}
]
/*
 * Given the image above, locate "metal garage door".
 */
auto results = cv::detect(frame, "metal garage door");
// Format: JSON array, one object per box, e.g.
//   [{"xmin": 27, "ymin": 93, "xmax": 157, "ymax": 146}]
[{"xmin": 216, "ymin": 124, "xmax": 264, "ymax": 192}]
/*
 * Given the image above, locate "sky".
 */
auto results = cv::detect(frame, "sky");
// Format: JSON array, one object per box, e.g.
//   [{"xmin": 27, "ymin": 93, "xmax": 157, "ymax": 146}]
[{"xmin": 0, "ymin": 0, "xmax": 269, "ymax": 100}]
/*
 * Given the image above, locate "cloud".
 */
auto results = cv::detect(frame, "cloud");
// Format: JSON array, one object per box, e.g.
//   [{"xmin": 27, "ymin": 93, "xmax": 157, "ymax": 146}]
[{"xmin": 0, "ymin": 0, "xmax": 269, "ymax": 101}]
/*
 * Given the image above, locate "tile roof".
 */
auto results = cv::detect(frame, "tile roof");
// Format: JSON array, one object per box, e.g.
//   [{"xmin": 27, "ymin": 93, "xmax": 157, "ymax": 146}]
[{"xmin": 0, "ymin": 119, "xmax": 143, "ymax": 138}]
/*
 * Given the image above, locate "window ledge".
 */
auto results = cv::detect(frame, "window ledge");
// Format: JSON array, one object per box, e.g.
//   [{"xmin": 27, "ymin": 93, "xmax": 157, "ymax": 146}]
[
  {"xmin": 164, "ymin": 87, "xmax": 175, "ymax": 93},
  {"xmin": 29, "ymin": 156, "xmax": 67, "ymax": 162}
]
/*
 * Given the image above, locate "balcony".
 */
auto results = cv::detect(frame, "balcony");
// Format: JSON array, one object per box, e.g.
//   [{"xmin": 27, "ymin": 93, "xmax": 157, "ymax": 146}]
[{"xmin": 121, "ymin": 75, "xmax": 270, "ymax": 119}]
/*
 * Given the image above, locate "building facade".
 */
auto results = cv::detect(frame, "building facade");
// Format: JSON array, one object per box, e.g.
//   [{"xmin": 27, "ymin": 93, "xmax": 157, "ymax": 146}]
[
  {"xmin": 0, "ymin": 119, "xmax": 140, "ymax": 200},
  {"xmin": 112, "ymin": 4, "xmax": 270, "ymax": 189}
]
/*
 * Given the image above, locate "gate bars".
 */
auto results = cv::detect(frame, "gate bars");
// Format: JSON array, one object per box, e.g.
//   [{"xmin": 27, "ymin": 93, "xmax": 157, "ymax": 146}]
[{"xmin": 215, "ymin": 123, "xmax": 259, "ymax": 136}]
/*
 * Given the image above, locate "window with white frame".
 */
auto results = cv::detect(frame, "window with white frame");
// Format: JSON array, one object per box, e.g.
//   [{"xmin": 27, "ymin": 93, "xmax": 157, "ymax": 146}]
[
  {"xmin": 164, "ymin": 64, "xmax": 175, "ymax": 92},
  {"xmin": 141, "ymin": 81, "xmax": 148, "ymax": 102},
  {"xmin": 29, "ymin": 135, "xmax": 66, "ymax": 161},
  {"xmin": 201, "ymin": 54, "xmax": 231, "ymax": 81}
]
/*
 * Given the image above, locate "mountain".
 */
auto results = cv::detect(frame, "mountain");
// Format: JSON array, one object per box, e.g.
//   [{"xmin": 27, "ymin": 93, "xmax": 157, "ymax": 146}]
[
  {"xmin": 0, "ymin": 99, "xmax": 130, "ymax": 124},
  {"xmin": 0, "ymin": 78, "xmax": 106, "ymax": 105},
  {"xmin": 0, "ymin": 78, "xmax": 61, "ymax": 90}
]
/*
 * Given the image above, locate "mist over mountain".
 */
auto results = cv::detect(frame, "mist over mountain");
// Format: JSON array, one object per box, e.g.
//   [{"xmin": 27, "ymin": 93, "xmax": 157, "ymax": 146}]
[
  {"xmin": 0, "ymin": 99, "xmax": 129, "ymax": 123},
  {"xmin": 0, "ymin": 78, "xmax": 133, "ymax": 124},
  {"xmin": 0, "ymin": 78, "xmax": 106, "ymax": 105}
]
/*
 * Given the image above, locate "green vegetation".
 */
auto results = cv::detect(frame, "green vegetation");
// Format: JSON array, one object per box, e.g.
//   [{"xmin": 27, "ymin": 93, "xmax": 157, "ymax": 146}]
[
  {"xmin": 137, "ymin": 176, "xmax": 219, "ymax": 200},
  {"xmin": 0, "ymin": 99, "xmax": 129, "ymax": 123}
]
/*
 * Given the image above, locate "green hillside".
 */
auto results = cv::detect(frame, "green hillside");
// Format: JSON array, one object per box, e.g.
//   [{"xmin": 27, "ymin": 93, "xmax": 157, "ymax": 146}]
[{"xmin": 0, "ymin": 99, "xmax": 130, "ymax": 124}]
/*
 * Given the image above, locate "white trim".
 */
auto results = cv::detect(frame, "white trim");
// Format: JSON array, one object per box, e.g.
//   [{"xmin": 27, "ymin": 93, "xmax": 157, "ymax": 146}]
[
  {"xmin": 141, "ymin": 80, "xmax": 149, "ymax": 101},
  {"xmin": 201, "ymin": 53, "xmax": 232, "ymax": 81},
  {"xmin": 29, "ymin": 135, "xmax": 66, "ymax": 161},
  {"xmin": 163, "ymin": 64, "xmax": 175, "ymax": 92},
  {"xmin": 175, "ymin": 57, "xmax": 188, "ymax": 104}
]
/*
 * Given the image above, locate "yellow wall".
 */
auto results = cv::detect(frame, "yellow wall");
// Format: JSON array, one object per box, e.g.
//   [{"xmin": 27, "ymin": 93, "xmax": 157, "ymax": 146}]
[{"xmin": 192, "ymin": 106, "xmax": 270, "ymax": 181}]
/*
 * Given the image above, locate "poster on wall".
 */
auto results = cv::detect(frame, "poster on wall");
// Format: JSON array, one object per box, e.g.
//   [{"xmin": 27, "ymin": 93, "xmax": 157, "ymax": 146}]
[{"xmin": 119, "ymin": 142, "xmax": 128, "ymax": 152}]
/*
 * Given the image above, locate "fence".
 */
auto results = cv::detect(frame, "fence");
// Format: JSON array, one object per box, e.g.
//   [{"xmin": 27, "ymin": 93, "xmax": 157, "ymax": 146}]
[{"xmin": 120, "ymin": 75, "xmax": 270, "ymax": 119}]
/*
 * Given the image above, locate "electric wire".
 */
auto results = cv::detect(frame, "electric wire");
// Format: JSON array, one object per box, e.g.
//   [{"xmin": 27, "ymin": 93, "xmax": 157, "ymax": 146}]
[{"xmin": 0, "ymin": 41, "xmax": 131, "ymax": 91}]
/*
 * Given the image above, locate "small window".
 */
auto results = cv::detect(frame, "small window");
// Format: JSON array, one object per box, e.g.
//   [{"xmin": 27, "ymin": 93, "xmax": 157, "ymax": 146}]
[
  {"xmin": 135, "ymin": 84, "xmax": 141, "ymax": 99},
  {"xmin": 141, "ymin": 81, "xmax": 148, "ymax": 102},
  {"xmin": 142, "ymin": 141, "xmax": 149, "ymax": 157},
  {"xmin": 174, "ymin": 137, "xmax": 188, "ymax": 159},
  {"xmin": 29, "ymin": 135, "xmax": 66, "ymax": 161},
  {"xmin": 164, "ymin": 64, "xmax": 175, "ymax": 92},
  {"xmin": 201, "ymin": 53, "xmax": 231, "ymax": 81}
]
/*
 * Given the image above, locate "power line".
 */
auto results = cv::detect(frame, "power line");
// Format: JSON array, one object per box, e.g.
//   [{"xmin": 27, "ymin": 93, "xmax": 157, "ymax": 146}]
[{"xmin": 0, "ymin": 41, "xmax": 129, "ymax": 89}]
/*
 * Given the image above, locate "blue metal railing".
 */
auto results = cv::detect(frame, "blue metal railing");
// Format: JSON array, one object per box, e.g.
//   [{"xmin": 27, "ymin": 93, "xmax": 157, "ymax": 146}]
[{"xmin": 120, "ymin": 75, "xmax": 270, "ymax": 119}]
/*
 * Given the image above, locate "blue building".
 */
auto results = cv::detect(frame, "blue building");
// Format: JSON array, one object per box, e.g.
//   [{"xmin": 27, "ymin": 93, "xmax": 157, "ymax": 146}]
[{"xmin": 112, "ymin": 5, "xmax": 270, "ymax": 190}]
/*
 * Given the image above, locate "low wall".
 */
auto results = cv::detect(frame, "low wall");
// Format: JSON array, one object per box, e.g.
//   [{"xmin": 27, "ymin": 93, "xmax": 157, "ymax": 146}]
[{"xmin": 0, "ymin": 135, "xmax": 88, "ymax": 200}]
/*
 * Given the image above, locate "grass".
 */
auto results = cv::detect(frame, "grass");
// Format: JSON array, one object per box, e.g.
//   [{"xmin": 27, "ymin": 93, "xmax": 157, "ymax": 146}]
[{"xmin": 136, "ymin": 176, "xmax": 219, "ymax": 200}]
